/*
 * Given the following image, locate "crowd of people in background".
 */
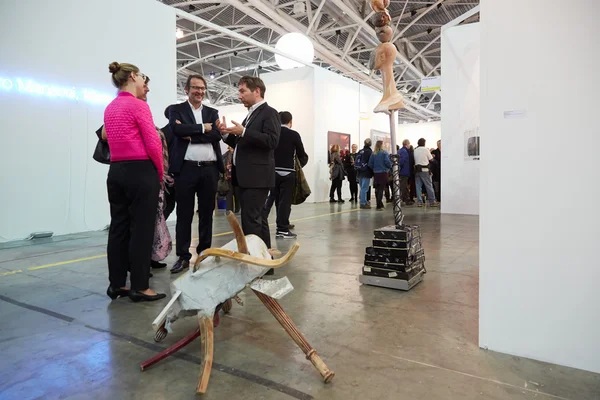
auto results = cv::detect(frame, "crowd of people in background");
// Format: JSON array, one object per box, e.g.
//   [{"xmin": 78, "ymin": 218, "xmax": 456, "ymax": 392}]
[{"xmin": 329, "ymin": 137, "xmax": 441, "ymax": 209}]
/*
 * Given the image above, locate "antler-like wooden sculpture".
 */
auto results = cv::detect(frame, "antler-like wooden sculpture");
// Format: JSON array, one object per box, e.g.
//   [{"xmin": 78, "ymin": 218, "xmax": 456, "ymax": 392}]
[
  {"xmin": 140, "ymin": 212, "xmax": 334, "ymax": 394},
  {"xmin": 369, "ymin": 0, "xmax": 406, "ymax": 114}
]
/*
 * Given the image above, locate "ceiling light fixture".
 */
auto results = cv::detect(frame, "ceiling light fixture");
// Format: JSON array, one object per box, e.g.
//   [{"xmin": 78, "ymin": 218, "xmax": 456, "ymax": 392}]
[{"xmin": 274, "ymin": 32, "xmax": 314, "ymax": 70}]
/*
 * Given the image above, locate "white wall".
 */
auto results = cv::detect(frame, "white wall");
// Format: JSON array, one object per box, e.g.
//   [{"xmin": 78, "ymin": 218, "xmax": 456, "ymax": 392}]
[
  {"xmin": 217, "ymin": 103, "xmax": 248, "ymax": 127},
  {"xmin": 261, "ymin": 68, "xmax": 317, "ymax": 200},
  {"xmin": 359, "ymin": 85, "xmax": 391, "ymax": 147},
  {"xmin": 479, "ymin": 0, "xmax": 600, "ymax": 373},
  {"xmin": 0, "ymin": 0, "xmax": 176, "ymax": 242},
  {"xmin": 312, "ymin": 67, "xmax": 363, "ymax": 202},
  {"xmin": 216, "ymin": 103, "xmax": 247, "ymax": 154},
  {"xmin": 441, "ymin": 23, "xmax": 480, "ymax": 215},
  {"xmin": 396, "ymin": 121, "xmax": 441, "ymax": 150}
]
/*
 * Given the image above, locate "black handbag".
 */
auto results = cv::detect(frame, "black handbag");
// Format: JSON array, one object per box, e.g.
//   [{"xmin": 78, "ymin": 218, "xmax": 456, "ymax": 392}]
[
  {"xmin": 217, "ymin": 174, "xmax": 229, "ymax": 196},
  {"xmin": 93, "ymin": 126, "xmax": 110, "ymax": 165}
]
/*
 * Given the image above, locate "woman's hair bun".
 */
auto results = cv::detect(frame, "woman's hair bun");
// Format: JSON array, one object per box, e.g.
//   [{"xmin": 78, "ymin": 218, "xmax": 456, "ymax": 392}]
[{"xmin": 108, "ymin": 62, "xmax": 121, "ymax": 74}]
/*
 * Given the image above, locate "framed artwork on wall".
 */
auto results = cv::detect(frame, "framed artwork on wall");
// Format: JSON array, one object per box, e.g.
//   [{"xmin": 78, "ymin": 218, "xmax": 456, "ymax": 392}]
[
  {"xmin": 464, "ymin": 127, "xmax": 480, "ymax": 160},
  {"xmin": 327, "ymin": 131, "xmax": 351, "ymax": 151},
  {"xmin": 327, "ymin": 131, "xmax": 351, "ymax": 161},
  {"xmin": 370, "ymin": 129, "xmax": 392, "ymax": 152}
]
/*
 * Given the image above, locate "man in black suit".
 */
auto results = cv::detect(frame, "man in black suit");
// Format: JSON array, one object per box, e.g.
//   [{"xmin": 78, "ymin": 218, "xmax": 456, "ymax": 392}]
[
  {"xmin": 264, "ymin": 111, "xmax": 308, "ymax": 239},
  {"xmin": 168, "ymin": 75, "xmax": 224, "ymax": 274},
  {"xmin": 217, "ymin": 76, "xmax": 280, "ymax": 258}
]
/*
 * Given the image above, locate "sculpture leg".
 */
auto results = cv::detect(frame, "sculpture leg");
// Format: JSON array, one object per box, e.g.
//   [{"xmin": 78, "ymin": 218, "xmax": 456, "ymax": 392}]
[
  {"xmin": 196, "ymin": 315, "xmax": 214, "ymax": 394},
  {"xmin": 140, "ymin": 328, "xmax": 201, "ymax": 371},
  {"xmin": 223, "ymin": 298, "xmax": 233, "ymax": 314},
  {"xmin": 252, "ymin": 290, "xmax": 335, "ymax": 384}
]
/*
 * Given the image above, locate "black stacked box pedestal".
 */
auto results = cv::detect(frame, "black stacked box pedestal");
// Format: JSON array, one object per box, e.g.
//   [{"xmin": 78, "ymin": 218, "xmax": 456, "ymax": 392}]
[{"xmin": 359, "ymin": 225, "xmax": 426, "ymax": 290}]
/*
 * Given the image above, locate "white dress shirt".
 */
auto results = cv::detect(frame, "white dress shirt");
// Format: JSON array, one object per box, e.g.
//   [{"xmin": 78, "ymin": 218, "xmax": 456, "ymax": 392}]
[
  {"xmin": 414, "ymin": 146, "xmax": 433, "ymax": 166},
  {"xmin": 184, "ymin": 101, "xmax": 217, "ymax": 162},
  {"xmin": 233, "ymin": 99, "xmax": 267, "ymax": 166}
]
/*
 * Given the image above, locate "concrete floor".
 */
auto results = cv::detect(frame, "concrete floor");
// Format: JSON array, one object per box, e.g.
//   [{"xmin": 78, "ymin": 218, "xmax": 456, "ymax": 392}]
[{"xmin": 0, "ymin": 202, "xmax": 598, "ymax": 400}]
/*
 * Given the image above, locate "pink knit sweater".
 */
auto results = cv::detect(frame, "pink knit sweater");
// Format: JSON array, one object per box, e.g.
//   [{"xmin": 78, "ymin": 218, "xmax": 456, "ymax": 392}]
[{"xmin": 104, "ymin": 92, "xmax": 164, "ymax": 182}]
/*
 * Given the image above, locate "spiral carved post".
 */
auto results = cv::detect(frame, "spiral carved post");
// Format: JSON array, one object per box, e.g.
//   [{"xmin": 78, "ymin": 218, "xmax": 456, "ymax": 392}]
[{"xmin": 389, "ymin": 111, "xmax": 403, "ymax": 227}]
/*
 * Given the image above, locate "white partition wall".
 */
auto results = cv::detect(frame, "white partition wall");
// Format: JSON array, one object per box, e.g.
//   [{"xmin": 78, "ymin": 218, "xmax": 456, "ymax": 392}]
[
  {"xmin": 479, "ymin": 0, "xmax": 600, "ymax": 373},
  {"xmin": 441, "ymin": 23, "xmax": 480, "ymax": 215},
  {"xmin": 396, "ymin": 121, "xmax": 441, "ymax": 150},
  {"xmin": 0, "ymin": 0, "xmax": 176, "ymax": 242}
]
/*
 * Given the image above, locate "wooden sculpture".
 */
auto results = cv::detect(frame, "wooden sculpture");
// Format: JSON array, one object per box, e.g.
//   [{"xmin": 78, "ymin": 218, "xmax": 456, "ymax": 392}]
[
  {"xmin": 370, "ymin": 1, "xmax": 406, "ymax": 114},
  {"xmin": 141, "ymin": 212, "xmax": 334, "ymax": 395},
  {"xmin": 370, "ymin": 0, "xmax": 390, "ymax": 13}
]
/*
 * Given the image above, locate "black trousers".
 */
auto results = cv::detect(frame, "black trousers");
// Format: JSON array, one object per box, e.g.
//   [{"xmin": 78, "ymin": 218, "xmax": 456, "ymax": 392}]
[
  {"xmin": 240, "ymin": 187, "xmax": 271, "ymax": 248},
  {"xmin": 175, "ymin": 162, "xmax": 218, "ymax": 261},
  {"xmin": 375, "ymin": 184, "xmax": 385, "ymax": 209},
  {"xmin": 385, "ymin": 181, "xmax": 392, "ymax": 201},
  {"xmin": 347, "ymin": 171, "xmax": 358, "ymax": 199},
  {"xmin": 107, "ymin": 160, "xmax": 159, "ymax": 291},
  {"xmin": 374, "ymin": 172, "xmax": 388, "ymax": 209},
  {"xmin": 409, "ymin": 175, "xmax": 416, "ymax": 200},
  {"xmin": 265, "ymin": 189, "xmax": 277, "ymax": 213},
  {"xmin": 226, "ymin": 180, "xmax": 241, "ymax": 212},
  {"xmin": 329, "ymin": 178, "xmax": 343, "ymax": 200},
  {"xmin": 433, "ymin": 180, "xmax": 441, "ymax": 201},
  {"xmin": 269, "ymin": 173, "xmax": 296, "ymax": 232},
  {"xmin": 399, "ymin": 176, "xmax": 410, "ymax": 202},
  {"xmin": 164, "ymin": 183, "xmax": 176, "ymax": 220}
]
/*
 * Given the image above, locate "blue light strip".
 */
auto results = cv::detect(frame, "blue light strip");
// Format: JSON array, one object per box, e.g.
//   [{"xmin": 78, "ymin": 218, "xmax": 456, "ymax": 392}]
[{"xmin": 0, "ymin": 76, "xmax": 113, "ymax": 105}]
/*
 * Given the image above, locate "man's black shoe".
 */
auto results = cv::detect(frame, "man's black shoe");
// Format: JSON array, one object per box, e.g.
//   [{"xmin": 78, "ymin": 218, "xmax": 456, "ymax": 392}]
[
  {"xmin": 276, "ymin": 230, "xmax": 297, "ymax": 239},
  {"xmin": 170, "ymin": 259, "xmax": 190, "ymax": 274}
]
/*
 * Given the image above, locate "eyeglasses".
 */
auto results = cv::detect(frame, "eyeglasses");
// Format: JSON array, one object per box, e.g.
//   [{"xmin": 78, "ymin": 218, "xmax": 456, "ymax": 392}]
[
  {"xmin": 137, "ymin": 72, "xmax": 147, "ymax": 81},
  {"xmin": 190, "ymin": 85, "xmax": 206, "ymax": 91}
]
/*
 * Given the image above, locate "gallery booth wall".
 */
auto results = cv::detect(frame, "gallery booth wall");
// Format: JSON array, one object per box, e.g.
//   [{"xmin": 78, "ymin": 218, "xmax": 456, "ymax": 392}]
[
  {"xmin": 395, "ymin": 121, "xmax": 441, "ymax": 153},
  {"xmin": 479, "ymin": 0, "xmax": 600, "ymax": 373},
  {"xmin": 0, "ymin": 0, "xmax": 177, "ymax": 242},
  {"xmin": 440, "ymin": 22, "xmax": 480, "ymax": 216}
]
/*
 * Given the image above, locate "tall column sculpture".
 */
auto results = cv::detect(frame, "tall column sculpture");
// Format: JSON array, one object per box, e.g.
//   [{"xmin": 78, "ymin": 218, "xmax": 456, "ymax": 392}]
[
  {"xmin": 369, "ymin": 0, "xmax": 405, "ymax": 226},
  {"xmin": 359, "ymin": 0, "xmax": 426, "ymax": 291}
]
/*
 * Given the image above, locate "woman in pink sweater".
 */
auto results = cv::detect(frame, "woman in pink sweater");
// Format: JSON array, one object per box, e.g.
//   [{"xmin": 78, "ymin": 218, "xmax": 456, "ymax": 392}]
[{"xmin": 104, "ymin": 61, "xmax": 166, "ymax": 303}]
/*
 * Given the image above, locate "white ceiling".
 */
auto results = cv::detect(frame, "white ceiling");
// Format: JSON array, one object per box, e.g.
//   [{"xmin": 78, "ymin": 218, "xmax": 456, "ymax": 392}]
[{"xmin": 161, "ymin": 0, "xmax": 480, "ymax": 122}]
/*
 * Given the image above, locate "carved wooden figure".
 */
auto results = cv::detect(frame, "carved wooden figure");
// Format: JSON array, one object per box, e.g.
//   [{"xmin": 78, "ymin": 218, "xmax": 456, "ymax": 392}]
[
  {"xmin": 372, "ymin": 43, "xmax": 406, "ymax": 113},
  {"xmin": 371, "ymin": 0, "xmax": 390, "ymax": 13},
  {"xmin": 141, "ymin": 212, "xmax": 334, "ymax": 395},
  {"xmin": 369, "ymin": 0, "xmax": 406, "ymax": 114}
]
